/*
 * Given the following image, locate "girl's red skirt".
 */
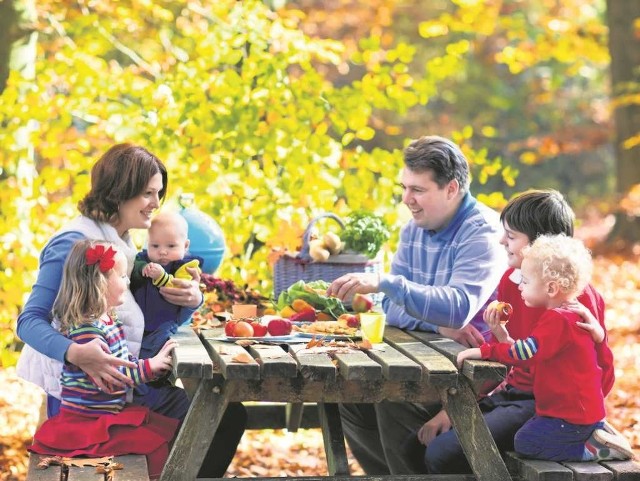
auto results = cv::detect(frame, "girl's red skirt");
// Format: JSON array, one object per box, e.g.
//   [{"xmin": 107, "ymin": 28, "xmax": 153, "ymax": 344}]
[{"xmin": 29, "ymin": 405, "xmax": 179, "ymax": 478}]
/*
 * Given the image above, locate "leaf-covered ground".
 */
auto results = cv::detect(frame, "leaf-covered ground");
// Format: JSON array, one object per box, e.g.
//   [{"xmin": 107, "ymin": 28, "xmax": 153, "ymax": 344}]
[{"xmin": 2, "ymin": 254, "xmax": 639, "ymax": 480}]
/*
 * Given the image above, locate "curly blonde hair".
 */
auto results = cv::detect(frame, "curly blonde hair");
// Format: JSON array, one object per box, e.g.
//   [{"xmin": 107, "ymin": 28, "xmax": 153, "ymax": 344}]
[{"xmin": 521, "ymin": 234, "xmax": 592, "ymax": 297}]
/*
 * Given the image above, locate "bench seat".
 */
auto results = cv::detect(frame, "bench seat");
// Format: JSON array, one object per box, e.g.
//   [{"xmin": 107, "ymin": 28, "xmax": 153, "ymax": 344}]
[
  {"xmin": 505, "ymin": 452, "xmax": 640, "ymax": 480},
  {"xmin": 26, "ymin": 453, "xmax": 149, "ymax": 481}
]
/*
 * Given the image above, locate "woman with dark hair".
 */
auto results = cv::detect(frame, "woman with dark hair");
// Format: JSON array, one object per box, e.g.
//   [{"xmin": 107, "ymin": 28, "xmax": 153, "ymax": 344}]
[{"xmin": 17, "ymin": 143, "xmax": 246, "ymax": 477}]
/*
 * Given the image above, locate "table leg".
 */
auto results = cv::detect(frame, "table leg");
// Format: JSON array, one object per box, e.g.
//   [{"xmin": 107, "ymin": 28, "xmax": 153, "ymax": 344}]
[
  {"xmin": 440, "ymin": 377, "xmax": 513, "ymax": 481},
  {"xmin": 318, "ymin": 403, "xmax": 350, "ymax": 476},
  {"xmin": 286, "ymin": 402, "xmax": 304, "ymax": 432},
  {"xmin": 160, "ymin": 378, "xmax": 229, "ymax": 481}
]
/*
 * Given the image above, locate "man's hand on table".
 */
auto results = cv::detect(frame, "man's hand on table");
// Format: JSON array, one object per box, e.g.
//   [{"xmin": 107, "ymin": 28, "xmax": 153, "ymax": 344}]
[
  {"xmin": 417, "ymin": 409, "xmax": 452, "ymax": 446},
  {"xmin": 438, "ymin": 324, "xmax": 485, "ymax": 347},
  {"xmin": 326, "ymin": 272, "xmax": 380, "ymax": 301}
]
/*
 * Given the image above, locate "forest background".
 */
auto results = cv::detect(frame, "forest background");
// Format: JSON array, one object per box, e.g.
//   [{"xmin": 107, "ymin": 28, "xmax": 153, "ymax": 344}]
[{"xmin": 1, "ymin": 0, "xmax": 639, "ymax": 479}]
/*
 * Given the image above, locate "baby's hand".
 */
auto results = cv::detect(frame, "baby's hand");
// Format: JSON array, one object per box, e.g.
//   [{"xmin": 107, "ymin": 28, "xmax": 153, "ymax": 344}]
[
  {"xmin": 142, "ymin": 262, "xmax": 165, "ymax": 281},
  {"xmin": 563, "ymin": 300, "xmax": 605, "ymax": 343},
  {"xmin": 148, "ymin": 339, "xmax": 178, "ymax": 378}
]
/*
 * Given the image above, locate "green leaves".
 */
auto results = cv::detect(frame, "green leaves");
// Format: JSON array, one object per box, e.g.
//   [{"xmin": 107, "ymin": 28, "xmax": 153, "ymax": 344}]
[{"xmin": 342, "ymin": 211, "xmax": 391, "ymax": 259}]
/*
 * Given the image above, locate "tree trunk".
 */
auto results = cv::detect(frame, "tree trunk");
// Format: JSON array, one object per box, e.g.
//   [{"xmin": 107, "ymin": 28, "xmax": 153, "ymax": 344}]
[
  {"xmin": 0, "ymin": 0, "xmax": 37, "ymax": 93},
  {"xmin": 606, "ymin": 0, "xmax": 640, "ymax": 246}
]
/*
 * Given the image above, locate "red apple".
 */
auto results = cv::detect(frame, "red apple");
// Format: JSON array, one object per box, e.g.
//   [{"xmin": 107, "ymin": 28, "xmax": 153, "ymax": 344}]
[
  {"xmin": 351, "ymin": 293, "xmax": 374, "ymax": 313},
  {"xmin": 224, "ymin": 320, "xmax": 238, "ymax": 337},
  {"xmin": 488, "ymin": 300, "xmax": 513, "ymax": 324},
  {"xmin": 251, "ymin": 321, "xmax": 268, "ymax": 337},
  {"xmin": 267, "ymin": 318, "xmax": 292, "ymax": 336},
  {"xmin": 338, "ymin": 313, "xmax": 360, "ymax": 328}
]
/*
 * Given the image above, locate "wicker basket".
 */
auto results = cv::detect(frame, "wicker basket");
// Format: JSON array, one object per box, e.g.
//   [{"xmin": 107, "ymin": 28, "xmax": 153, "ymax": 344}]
[{"xmin": 273, "ymin": 212, "xmax": 381, "ymax": 299}]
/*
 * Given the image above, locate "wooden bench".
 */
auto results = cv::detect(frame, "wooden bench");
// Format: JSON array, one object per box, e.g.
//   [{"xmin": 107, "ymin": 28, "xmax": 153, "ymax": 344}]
[
  {"xmin": 26, "ymin": 453, "xmax": 149, "ymax": 481},
  {"xmin": 505, "ymin": 452, "xmax": 640, "ymax": 480}
]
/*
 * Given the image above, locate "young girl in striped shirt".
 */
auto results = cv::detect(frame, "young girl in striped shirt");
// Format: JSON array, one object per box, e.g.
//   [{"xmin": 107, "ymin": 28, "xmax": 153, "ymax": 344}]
[{"xmin": 29, "ymin": 239, "xmax": 179, "ymax": 479}]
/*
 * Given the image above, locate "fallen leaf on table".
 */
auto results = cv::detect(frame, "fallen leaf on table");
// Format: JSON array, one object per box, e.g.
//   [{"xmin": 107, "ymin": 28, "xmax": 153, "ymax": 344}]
[{"xmin": 232, "ymin": 352, "xmax": 254, "ymax": 363}]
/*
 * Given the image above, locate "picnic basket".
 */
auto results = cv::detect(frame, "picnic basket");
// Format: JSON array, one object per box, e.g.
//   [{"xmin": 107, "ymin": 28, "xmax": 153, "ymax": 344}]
[{"xmin": 273, "ymin": 212, "xmax": 382, "ymax": 299}]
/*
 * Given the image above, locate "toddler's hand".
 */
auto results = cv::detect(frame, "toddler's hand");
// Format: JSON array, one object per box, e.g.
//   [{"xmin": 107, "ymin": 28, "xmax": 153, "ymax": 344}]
[
  {"xmin": 456, "ymin": 347, "xmax": 481, "ymax": 368},
  {"xmin": 483, "ymin": 304, "xmax": 510, "ymax": 343},
  {"xmin": 142, "ymin": 262, "xmax": 165, "ymax": 281}
]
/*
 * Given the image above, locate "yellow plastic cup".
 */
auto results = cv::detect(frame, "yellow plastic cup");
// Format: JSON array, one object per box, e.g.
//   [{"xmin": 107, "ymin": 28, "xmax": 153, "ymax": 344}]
[
  {"xmin": 232, "ymin": 304, "xmax": 257, "ymax": 319},
  {"xmin": 359, "ymin": 311, "xmax": 386, "ymax": 343}
]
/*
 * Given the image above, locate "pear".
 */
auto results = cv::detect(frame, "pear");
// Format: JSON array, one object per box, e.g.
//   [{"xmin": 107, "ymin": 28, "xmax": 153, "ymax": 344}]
[
  {"xmin": 322, "ymin": 232, "xmax": 343, "ymax": 255},
  {"xmin": 309, "ymin": 239, "xmax": 330, "ymax": 262}
]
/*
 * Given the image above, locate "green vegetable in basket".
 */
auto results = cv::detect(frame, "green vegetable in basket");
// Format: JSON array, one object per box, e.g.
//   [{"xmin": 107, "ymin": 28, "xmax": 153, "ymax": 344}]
[
  {"xmin": 276, "ymin": 280, "xmax": 348, "ymax": 319},
  {"xmin": 341, "ymin": 211, "xmax": 390, "ymax": 259}
]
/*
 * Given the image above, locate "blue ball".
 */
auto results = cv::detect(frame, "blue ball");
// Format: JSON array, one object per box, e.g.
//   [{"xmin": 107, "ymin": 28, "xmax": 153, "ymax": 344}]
[{"xmin": 178, "ymin": 206, "xmax": 225, "ymax": 274}]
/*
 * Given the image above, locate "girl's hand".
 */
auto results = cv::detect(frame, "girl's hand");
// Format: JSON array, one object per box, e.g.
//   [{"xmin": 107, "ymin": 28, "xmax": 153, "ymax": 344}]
[
  {"xmin": 417, "ymin": 409, "xmax": 452, "ymax": 446},
  {"xmin": 563, "ymin": 300, "xmax": 605, "ymax": 343},
  {"xmin": 66, "ymin": 338, "xmax": 136, "ymax": 392},
  {"xmin": 149, "ymin": 339, "xmax": 178, "ymax": 377},
  {"xmin": 456, "ymin": 347, "xmax": 481, "ymax": 368}
]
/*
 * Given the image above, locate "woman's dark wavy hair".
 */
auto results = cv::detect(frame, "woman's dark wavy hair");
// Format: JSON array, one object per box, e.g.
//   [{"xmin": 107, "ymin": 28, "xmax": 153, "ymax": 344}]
[
  {"xmin": 500, "ymin": 189, "xmax": 574, "ymax": 241},
  {"xmin": 78, "ymin": 144, "xmax": 168, "ymax": 223}
]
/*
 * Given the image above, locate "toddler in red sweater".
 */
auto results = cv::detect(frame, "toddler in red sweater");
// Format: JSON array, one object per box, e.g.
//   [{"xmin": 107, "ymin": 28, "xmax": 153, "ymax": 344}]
[{"xmin": 458, "ymin": 234, "xmax": 633, "ymax": 462}]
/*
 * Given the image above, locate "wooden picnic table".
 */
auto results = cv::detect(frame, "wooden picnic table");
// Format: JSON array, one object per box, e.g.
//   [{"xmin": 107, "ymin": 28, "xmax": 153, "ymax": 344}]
[{"xmin": 160, "ymin": 324, "xmax": 510, "ymax": 481}]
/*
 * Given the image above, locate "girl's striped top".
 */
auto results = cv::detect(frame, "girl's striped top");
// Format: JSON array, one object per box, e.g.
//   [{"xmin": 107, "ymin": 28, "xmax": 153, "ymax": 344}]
[{"xmin": 60, "ymin": 313, "xmax": 153, "ymax": 414}]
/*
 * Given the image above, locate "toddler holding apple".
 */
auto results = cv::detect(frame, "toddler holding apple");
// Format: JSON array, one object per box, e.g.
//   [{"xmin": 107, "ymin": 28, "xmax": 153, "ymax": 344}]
[{"xmin": 457, "ymin": 234, "xmax": 633, "ymax": 461}]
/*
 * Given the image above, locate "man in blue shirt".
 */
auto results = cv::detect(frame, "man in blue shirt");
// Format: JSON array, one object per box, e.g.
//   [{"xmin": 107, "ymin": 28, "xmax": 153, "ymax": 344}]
[{"xmin": 327, "ymin": 135, "xmax": 506, "ymax": 474}]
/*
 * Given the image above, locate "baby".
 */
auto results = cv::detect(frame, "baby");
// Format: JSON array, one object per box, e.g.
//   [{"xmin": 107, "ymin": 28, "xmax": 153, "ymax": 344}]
[{"xmin": 131, "ymin": 210, "xmax": 203, "ymax": 359}]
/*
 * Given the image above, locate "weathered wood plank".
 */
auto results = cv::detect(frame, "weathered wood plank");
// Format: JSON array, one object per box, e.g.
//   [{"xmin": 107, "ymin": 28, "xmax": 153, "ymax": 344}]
[
  {"xmin": 66, "ymin": 462, "xmax": 102, "ymax": 481},
  {"xmin": 244, "ymin": 402, "xmax": 320, "ymax": 430},
  {"xmin": 160, "ymin": 379, "xmax": 228, "ymax": 481},
  {"xmin": 442, "ymin": 377, "xmax": 512, "ymax": 481},
  {"xmin": 172, "ymin": 325, "xmax": 214, "ymax": 379},
  {"xmin": 505, "ymin": 452, "xmax": 573, "ymax": 481},
  {"xmin": 26, "ymin": 454, "xmax": 64, "ymax": 481},
  {"xmin": 383, "ymin": 327, "xmax": 457, "ymax": 388},
  {"xmin": 202, "ymin": 339, "xmax": 261, "ymax": 380},
  {"xmin": 422, "ymin": 335, "xmax": 507, "ymax": 395},
  {"xmin": 112, "ymin": 455, "xmax": 150, "ymax": 481},
  {"xmin": 364, "ymin": 344, "xmax": 423, "ymax": 382},
  {"xmin": 222, "ymin": 377, "xmax": 443, "ymax": 404},
  {"xmin": 318, "ymin": 403, "xmax": 350, "ymax": 475},
  {"xmin": 331, "ymin": 351, "xmax": 382, "ymax": 381},
  {"xmin": 289, "ymin": 345, "xmax": 338, "ymax": 382},
  {"xmin": 599, "ymin": 459, "xmax": 640, "ymax": 480},
  {"xmin": 562, "ymin": 461, "xmax": 613, "ymax": 481},
  {"xmin": 247, "ymin": 344, "xmax": 298, "ymax": 378},
  {"xmin": 285, "ymin": 402, "xmax": 304, "ymax": 432}
]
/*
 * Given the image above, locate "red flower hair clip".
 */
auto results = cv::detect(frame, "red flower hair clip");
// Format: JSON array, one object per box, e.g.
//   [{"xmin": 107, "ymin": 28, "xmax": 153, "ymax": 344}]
[{"xmin": 85, "ymin": 244, "xmax": 117, "ymax": 273}]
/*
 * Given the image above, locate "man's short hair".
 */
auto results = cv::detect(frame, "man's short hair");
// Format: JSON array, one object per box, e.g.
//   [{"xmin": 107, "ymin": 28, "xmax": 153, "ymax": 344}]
[{"xmin": 403, "ymin": 136, "xmax": 470, "ymax": 192}]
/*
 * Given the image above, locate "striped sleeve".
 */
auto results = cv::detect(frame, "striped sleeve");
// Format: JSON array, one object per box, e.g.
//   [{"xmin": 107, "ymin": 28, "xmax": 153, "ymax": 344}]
[
  {"xmin": 509, "ymin": 337, "xmax": 539, "ymax": 360},
  {"xmin": 152, "ymin": 270, "xmax": 172, "ymax": 287}
]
